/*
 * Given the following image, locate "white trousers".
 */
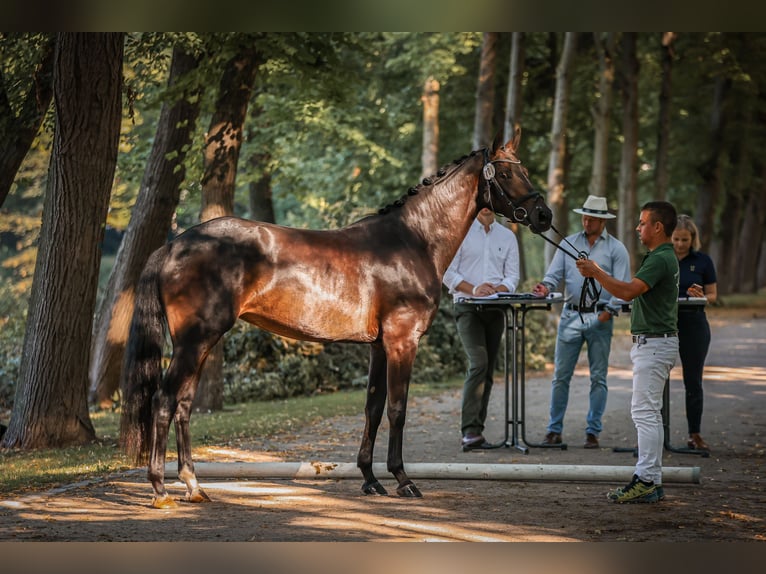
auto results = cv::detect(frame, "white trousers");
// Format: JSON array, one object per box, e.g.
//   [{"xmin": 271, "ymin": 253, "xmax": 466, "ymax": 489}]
[{"xmin": 630, "ymin": 336, "xmax": 679, "ymax": 485}]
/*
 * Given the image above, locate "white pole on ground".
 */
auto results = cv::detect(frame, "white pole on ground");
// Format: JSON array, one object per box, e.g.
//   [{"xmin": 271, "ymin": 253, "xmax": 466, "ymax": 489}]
[{"xmin": 165, "ymin": 462, "xmax": 701, "ymax": 483}]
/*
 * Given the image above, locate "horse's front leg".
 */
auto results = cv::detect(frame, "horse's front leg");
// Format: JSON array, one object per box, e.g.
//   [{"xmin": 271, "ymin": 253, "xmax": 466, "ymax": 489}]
[
  {"xmin": 384, "ymin": 338, "xmax": 422, "ymax": 498},
  {"xmin": 358, "ymin": 343, "xmax": 389, "ymax": 495}
]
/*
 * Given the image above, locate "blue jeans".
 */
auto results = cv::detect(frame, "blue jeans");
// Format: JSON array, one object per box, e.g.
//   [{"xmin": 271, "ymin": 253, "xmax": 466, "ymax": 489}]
[{"xmin": 547, "ymin": 309, "xmax": 613, "ymax": 437}]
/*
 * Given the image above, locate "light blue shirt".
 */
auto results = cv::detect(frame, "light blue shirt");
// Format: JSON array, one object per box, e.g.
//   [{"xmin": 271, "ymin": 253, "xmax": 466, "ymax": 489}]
[
  {"xmin": 541, "ymin": 229, "xmax": 630, "ymax": 311},
  {"xmin": 443, "ymin": 218, "xmax": 520, "ymax": 302}
]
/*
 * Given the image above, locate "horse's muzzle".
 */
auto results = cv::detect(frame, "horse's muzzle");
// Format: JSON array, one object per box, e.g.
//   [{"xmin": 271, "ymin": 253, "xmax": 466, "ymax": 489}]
[{"xmin": 529, "ymin": 201, "xmax": 553, "ymax": 234}]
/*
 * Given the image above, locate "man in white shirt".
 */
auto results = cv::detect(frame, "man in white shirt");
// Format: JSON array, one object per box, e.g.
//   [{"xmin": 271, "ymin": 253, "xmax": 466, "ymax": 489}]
[{"xmin": 443, "ymin": 207, "xmax": 520, "ymax": 449}]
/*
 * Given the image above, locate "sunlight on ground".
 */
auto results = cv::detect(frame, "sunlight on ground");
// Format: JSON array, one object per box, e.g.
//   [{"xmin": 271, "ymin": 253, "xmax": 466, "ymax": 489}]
[{"xmin": 2, "ymin": 478, "xmax": 581, "ymax": 542}]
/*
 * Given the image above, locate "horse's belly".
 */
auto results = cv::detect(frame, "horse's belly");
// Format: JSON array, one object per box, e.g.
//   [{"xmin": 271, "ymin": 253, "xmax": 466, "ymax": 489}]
[{"xmin": 240, "ymin": 299, "xmax": 377, "ymax": 344}]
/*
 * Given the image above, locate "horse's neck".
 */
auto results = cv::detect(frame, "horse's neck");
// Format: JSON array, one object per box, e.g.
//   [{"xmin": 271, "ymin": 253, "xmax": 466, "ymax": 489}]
[{"xmin": 401, "ymin": 159, "xmax": 481, "ymax": 275}]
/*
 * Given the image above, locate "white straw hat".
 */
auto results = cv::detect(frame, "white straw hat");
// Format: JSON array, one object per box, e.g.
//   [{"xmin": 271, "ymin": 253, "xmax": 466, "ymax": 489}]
[{"xmin": 572, "ymin": 195, "xmax": 616, "ymax": 219}]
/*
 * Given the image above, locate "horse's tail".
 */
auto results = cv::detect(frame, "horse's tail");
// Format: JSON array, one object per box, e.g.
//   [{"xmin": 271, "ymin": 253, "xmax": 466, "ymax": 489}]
[{"xmin": 119, "ymin": 245, "xmax": 169, "ymax": 465}]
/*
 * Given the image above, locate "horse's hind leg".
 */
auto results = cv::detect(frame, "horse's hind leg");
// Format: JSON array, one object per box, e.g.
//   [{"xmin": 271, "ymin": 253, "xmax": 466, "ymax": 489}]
[
  {"xmin": 358, "ymin": 343, "xmax": 388, "ymax": 495},
  {"xmin": 147, "ymin": 342, "xmax": 211, "ymax": 508},
  {"xmin": 174, "ymin": 384, "xmax": 211, "ymax": 504}
]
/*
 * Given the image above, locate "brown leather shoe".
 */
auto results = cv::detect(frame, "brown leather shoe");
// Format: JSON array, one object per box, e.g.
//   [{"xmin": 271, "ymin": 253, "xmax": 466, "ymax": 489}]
[
  {"xmin": 542, "ymin": 431, "xmax": 562, "ymax": 445},
  {"xmin": 584, "ymin": 433, "xmax": 599, "ymax": 449},
  {"xmin": 687, "ymin": 433, "xmax": 710, "ymax": 451}
]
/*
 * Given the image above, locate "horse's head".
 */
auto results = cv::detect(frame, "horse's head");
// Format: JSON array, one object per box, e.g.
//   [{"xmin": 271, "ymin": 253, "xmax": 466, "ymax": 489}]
[{"xmin": 478, "ymin": 127, "xmax": 552, "ymax": 234}]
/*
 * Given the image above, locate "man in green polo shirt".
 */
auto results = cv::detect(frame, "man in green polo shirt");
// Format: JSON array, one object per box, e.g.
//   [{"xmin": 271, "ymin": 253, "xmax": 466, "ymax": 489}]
[{"xmin": 576, "ymin": 201, "xmax": 679, "ymax": 503}]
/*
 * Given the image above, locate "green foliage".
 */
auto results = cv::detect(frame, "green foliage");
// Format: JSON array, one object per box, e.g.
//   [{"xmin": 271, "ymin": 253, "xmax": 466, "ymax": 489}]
[{"xmin": 0, "ymin": 282, "xmax": 28, "ymax": 411}]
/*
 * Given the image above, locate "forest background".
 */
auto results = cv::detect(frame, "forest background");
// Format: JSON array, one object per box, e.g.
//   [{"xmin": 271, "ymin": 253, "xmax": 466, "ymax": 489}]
[{"xmin": 1, "ymin": 32, "xmax": 765, "ymax": 451}]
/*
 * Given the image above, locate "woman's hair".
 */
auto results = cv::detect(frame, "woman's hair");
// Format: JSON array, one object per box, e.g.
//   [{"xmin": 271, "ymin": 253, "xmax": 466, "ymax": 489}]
[{"xmin": 676, "ymin": 214, "xmax": 701, "ymax": 251}]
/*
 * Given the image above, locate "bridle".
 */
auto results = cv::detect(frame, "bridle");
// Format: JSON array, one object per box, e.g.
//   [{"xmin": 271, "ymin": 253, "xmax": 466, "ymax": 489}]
[
  {"xmin": 482, "ymin": 149, "xmax": 601, "ymax": 321},
  {"xmin": 481, "ymin": 148, "xmax": 542, "ymax": 228}
]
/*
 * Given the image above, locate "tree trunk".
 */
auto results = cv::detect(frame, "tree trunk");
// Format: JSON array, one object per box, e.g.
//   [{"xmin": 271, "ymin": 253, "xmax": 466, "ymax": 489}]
[
  {"xmin": 588, "ymin": 32, "xmax": 616, "ymax": 200},
  {"xmin": 654, "ymin": 32, "xmax": 676, "ymax": 201},
  {"xmin": 504, "ymin": 32, "xmax": 525, "ymax": 143},
  {"xmin": 248, "ymin": 152, "xmax": 275, "ymax": 223},
  {"xmin": 472, "ymin": 32, "xmax": 498, "ymax": 150},
  {"xmin": 545, "ymin": 32, "xmax": 577, "ymax": 266},
  {"xmin": 88, "ymin": 47, "xmax": 203, "ymax": 408},
  {"xmin": 2, "ymin": 33, "xmax": 124, "ymax": 449},
  {"xmin": 617, "ymin": 33, "xmax": 639, "ymax": 271},
  {"xmin": 195, "ymin": 47, "xmax": 260, "ymax": 412},
  {"xmin": 735, "ymin": 164, "xmax": 766, "ymax": 293},
  {"xmin": 421, "ymin": 76, "xmax": 440, "ymax": 180},
  {"xmin": 504, "ymin": 32, "xmax": 527, "ymax": 282},
  {"xmin": 716, "ymin": 96, "xmax": 751, "ymax": 295},
  {"xmin": 696, "ymin": 76, "xmax": 731, "ymax": 253},
  {"xmin": 0, "ymin": 34, "xmax": 55, "ymax": 208}
]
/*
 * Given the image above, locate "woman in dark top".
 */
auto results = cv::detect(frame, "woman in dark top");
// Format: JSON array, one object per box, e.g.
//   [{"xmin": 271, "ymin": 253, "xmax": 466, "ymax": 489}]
[{"xmin": 671, "ymin": 215, "xmax": 718, "ymax": 451}]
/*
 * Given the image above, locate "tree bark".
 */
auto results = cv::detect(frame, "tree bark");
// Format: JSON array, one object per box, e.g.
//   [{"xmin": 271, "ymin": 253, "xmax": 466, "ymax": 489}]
[
  {"xmin": 88, "ymin": 47, "xmax": 203, "ymax": 408},
  {"xmin": 195, "ymin": 47, "xmax": 260, "ymax": 412},
  {"xmin": 654, "ymin": 32, "xmax": 676, "ymax": 201},
  {"xmin": 420, "ymin": 76, "xmax": 440, "ymax": 180},
  {"xmin": 696, "ymin": 76, "xmax": 731, "ymax": 253},
  {"xmin": 504, "ymin": 32, "xmax": 527, "ymax": 282},
  {"xmin": 617, "ymin": 33, "xmax": 639, "ymax": 271},
  {"xmin": 472, "ymin": 32, "xmax": 498, "ymax": 150},
  {"xmin": 545, "ymin": 32, "xmax": 577, "ymax": 266},
  {"xmin": 504, "ymin": 32, "xmax": 525, "ymax": 143},
  {"xmin": 735, "ymin": 164, "xmax": 766, "ymax": 293},
  {"xmin": 0, "ymin": 34, "xmax": 55, "ymax": 208},
  {"xmin": 2, "ymin": 33, "xmax": 124, "ymax": 449},
  {"xmin": 588, "ymin": 32, "xmax": 616, "ymax": 200}
]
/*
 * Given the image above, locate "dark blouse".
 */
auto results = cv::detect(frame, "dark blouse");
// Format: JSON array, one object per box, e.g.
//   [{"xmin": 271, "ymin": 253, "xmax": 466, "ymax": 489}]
[{"xmin": 678, "ymin": 250, "xmax": 717, "ymax": 294}]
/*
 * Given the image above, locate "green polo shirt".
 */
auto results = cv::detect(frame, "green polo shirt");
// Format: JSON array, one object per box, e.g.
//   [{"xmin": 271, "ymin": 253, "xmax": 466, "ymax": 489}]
[{"xmin": 632, "ymin": 242, "xmax": 679, "ymax": 335}]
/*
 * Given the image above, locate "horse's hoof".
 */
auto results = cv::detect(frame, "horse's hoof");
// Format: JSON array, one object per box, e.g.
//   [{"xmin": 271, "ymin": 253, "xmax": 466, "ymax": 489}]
[
  {"xmin": 185, "ymin": 488, "xmax": 211, "ymax": 503},
  {"xmin": 151, "ymin": 494, "xmax": 179, "ymax": 509},
  {"xmin": 396, "ymin": 481, "xmax": 422, "ymax": 498},
  {"xmin": 362, "ymin": 480, "xmax": 388, "ymax": 496}
]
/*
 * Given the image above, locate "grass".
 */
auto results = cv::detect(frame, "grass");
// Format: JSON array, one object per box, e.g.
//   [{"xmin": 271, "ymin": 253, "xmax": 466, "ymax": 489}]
[{"xmin": 0, "ymin": 378, "xmax": 460, "ymax": 496}]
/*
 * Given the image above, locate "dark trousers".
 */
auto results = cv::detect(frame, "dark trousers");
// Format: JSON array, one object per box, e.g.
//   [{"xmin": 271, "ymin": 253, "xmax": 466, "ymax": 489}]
[
  {"xmin": 455, "ymin": 304, "xmax": 505, "ymax": 436},
  {"xmin": 677, "ymin": 310, "xmax": 711, "ymax": 434}
]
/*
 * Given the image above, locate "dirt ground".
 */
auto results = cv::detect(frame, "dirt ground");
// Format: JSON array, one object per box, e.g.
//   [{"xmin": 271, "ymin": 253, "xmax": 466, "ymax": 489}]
[{"xmin": 1, "ymin": 306, "xmax": 764, "ymax": 543}]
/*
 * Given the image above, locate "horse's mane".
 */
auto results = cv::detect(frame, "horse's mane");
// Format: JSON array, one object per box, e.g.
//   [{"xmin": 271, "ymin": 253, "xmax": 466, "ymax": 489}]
[{"xmin": 373, "ymin": 150, "xmax": 481, "ymax": 217}]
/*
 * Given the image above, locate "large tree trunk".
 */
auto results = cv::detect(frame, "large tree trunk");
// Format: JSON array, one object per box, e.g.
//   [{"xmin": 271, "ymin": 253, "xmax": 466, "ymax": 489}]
[
  {"xmin": 472, "ymin": 32, "xmax": 498, "ymax": 150},
  {"xmin": 0, "ymin": 34, "xmax": 55, "ymax": 208},
  {"xmin": 617, "ymin": 33, "xmax": 639, "ymax": 271},
  {"xmin": 716, "ymin": 95, "xmax": 751, "ymax": 295},
  {"xmin": 504, "ymin": 32, "xmax": 525, "ymax": 143},
  {"xmin": 504, "ymin": 32, "xmax": 527, "ymax": 282},
  {"xmin": 88, "ymin": 47, "xmax": 203, "ymax": 408},
  {"xmin": 696, "ymin": 76, "xmax": 731, "ymax": 253},
  {"xmin": 654, "ymin": 32, "xmax": 676, "ymax": 201},
  {"xmin": 588, "ymin": 32, "xmax": 616, "ymax": 200},
  {"xmin": 735, "ymin": 166, "xmax": 766, "ymax": 293},
  {"xmin": 545, "ymin": 32, "xmax": 577, "ymax": 266},
  {"xmin": 195, "ymin": 47, "xmax": 260, "ymax": 412},
  {"xmin": 2, "ymin": 33, "xmax": 124, "ymax": 449},
  {"xmin": 421, "ymin": 76, "xmax": 440, "ymax": 179}
]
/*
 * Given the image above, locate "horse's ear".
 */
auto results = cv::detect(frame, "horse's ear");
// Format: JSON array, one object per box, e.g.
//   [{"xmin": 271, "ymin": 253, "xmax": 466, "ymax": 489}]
[
  {"xmin": 509, "ymin": 125, "xmax": 522, "ymax": 152},
  {"xmin": 491, "ymin": 130, "xmax": 504, "ymax": 153}
]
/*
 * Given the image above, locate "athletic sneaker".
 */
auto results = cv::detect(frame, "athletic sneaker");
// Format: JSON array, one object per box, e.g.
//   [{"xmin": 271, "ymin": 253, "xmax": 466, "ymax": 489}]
[
  {"xmin": 656, "ymin": 485, "xmax": 665, "ymax": 501},
  {"xmin": 607, "ymin": 474, "xmax": 659, "ymax": 503}
]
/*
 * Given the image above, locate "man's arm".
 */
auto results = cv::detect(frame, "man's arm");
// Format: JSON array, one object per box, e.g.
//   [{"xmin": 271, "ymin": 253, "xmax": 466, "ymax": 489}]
[{"xmin": 576, "ymin": 258, "xmax": 649, "ymax": 301}]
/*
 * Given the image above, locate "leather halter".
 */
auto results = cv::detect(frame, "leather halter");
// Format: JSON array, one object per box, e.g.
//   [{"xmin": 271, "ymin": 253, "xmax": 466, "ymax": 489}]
[{"xmin": 481, "ymin": 148, "xmax": 541, "ymax": 226}]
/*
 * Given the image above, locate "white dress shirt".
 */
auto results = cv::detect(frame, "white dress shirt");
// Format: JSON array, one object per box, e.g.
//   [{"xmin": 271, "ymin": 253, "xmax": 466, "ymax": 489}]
[{"xmin": 443, "ymin": 218, "xmax": 520, "ymax": 302}]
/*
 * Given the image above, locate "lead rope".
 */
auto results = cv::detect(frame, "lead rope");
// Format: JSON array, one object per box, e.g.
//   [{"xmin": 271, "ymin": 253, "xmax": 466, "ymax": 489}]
[{"xmin": 537, "ymin": 224, "xmax": 602, "ymax": 323}]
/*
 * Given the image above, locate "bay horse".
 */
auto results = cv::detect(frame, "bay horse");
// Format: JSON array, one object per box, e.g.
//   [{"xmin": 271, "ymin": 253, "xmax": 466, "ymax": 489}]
[{"xmin": 120, "ymin": 128, "xmax": 552, "ymax": 508}]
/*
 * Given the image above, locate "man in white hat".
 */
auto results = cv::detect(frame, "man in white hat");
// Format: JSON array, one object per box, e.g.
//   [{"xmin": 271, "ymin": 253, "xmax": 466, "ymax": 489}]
[{"xmin": 532, "ymin": 194, "xmax": 631, "ymax": 449}]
